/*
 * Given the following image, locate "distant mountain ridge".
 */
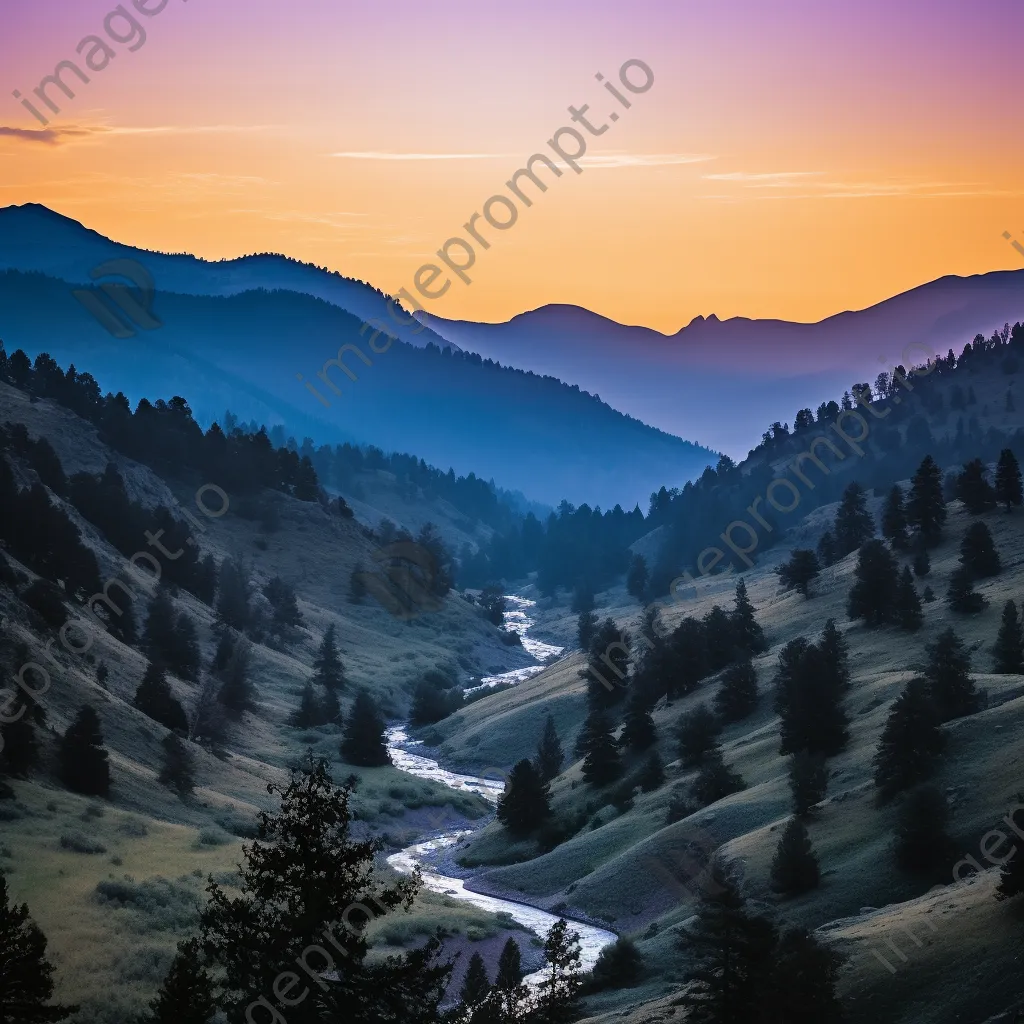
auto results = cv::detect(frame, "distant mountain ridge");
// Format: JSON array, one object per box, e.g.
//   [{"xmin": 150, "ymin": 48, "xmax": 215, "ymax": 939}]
[{"xmin": 416, "ymin": 270, "xmax": 1024, "ymax": 457}]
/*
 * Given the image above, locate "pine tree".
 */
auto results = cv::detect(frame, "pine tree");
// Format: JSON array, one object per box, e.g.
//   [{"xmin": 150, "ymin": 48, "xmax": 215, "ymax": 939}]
[
  {"xmin": 924, "ymin": 627, "xmax": 980, "ymax": 721},
  {"xmin": 959, "ymin": 521, "xmax": 1001, "ymax": 577},
  {"xmin": 626, "ymin": 554, "xmax": 648, "ymax": 602},
  {"xmin": 142, "ymin": 589, "xmax": 178, "ymax": 664},
  {"xmin": 134, "ymin": 661, "xmax": 188, "ymax": 732},
  {"xmin": 913, "ymin": 546, "xmax": 931, "ymax": 577},
  {"xmin": 535, "ymin": 714, "xmax": 564, "ymax": 781},
  {"xmin": 955, "ymin": 458, "xmax": 996, "ymax": 513},
  {"xmin": 637, "ymin": 750, "xmax": 665, "ymax": 792},
  {"xmin": 590, "ymin": 935, "xmax": 643, "ymax": 990},
  {"xmin": 459, "ymin": 952, "xmax": 491, "ymax": 1007},
  {"xmin": 788, "ymin": 751, "xmax": 828, "ymax": 817},
  {"xmin": 58, "ymin": 705, "xmax": 110, "ymax": 797},
  {"xmin": 675, "ymin": 860, "xmax": 776, "ymax": 1023},
  {"xmin": 769, "ymin": 818, "xmax": 820, "ymax": 896},
  {"xmin": 995, "ymin": 448, "xmax": 1023, "ymax": 511},
  {"xmin": 995, "ymin": 842, "xmax": 1024, "ymax": 901},
  {"xmin": 533, "ymin": 919, "xmax": 583, "ymax": 1024},
  {"xmin": 847, "ymin": 539, "xmax": 900, "ymax": 626},
  {"xmin": 199, "ymin": 756, "xmax": 451, "ymax": 1022},
  {"xmin": 731, "ymin": 579, "xmax": 766, "ymax": 654},
  {"xmin": 947, "ymin": 564, "xmax": 986, "ymax": 614},
  {"xmin": 495, "ymin": 938, "xmax": 523, "ymax": 991},
  {"xmin": 496, "ymin": 758, "xmax": 551, "ymax": 836},
  {"xmin": 765, "ymin": 928, "xmax": 845, "ymax": 1024},
  {"xmin": 703, "ymin": 605, "xmax": 739, "ymax": 672},
  {"xmin": 677, "ymin": 704, "xmax": 721, "ymax": 767},
  {"xmin": 158, "ymin": 733, "xmax": 196, "ymax": 798},
  {"xmin": 214, "ymin": 634, "xmax": 254, "ymax": 714},
  {"xmin": 215, "ymin": 558, "xmax": 251, "ymax": 631},
  {"xmin": 619, "ymin": 688, "xmax": 656, "ymax": 751},
  {"xmin": 907, "ymin": 455, "xmax": 947, "ymax": 546},
  {"xmin": 895, "ymin": 566, "xmax": 923, "ymax": 631},
  {"xmin": 0, "ymin": 699, "xmax": 43, "ymax": 779},
  {"xmin": 714, "ymin": 660, "xmax": 759, "ymax": 723},
  {"xmin": 581, "ymin": 709, "xmax": 623, "ymax": 785},
  {"xmin": 577, "ymin": 610, "xmax": 598, "ymax": 652},
  {"xmin": 774, "ymin": 640, "xmax": 849, "ymax": 757},
  {"xmin": 993, "ymin": 600, "xmax": 1024, "ymax": 673},
  {"xmin": 777, "ymin": 549, "xmax": 820, "ymax": 597},
  {"xmin": 340, "ymin": 691, "xmax": 391, "ymax": 767},
  {"xmin": 0, "ymin": 870, "xmax": 78, "ymax": 1021},
  {"xmin": 146, "ymin": 937, "xmax": 215, "ymax": 1024},
  {"xmin": 290, "ymin": 682, "xmax": 328, "ymax": 729},
  {"xmin": 169, "ymin": 613, "xmax": 201, "ymax": 682},
  {"xmin": 881, "ymin": 484, "xmax": 909, "ymax": 549},
  {"xmin": 819, "ymin": 618, "xmax": 851, "ymax": 692},
  {"xmin": 873, "ymin": 678, "xmax": 945, "ymax": 802},
  {"xmin": 893, "ymin": 785, "xmax": 954, "ymax": 877},
  {"xmin": 833, "ymin": 481, "xmax": 875, "ymax": 557},
  {"xmin": 817, "ymin": 530, "xmax": 836, "ymax": 567},
  {"xmin": 312, "ymin": 624, "xmax": 346, "ymax": 691},
  {"xmin": 690, "ymin": 746, "xmax": 745, "ymax": 807}
]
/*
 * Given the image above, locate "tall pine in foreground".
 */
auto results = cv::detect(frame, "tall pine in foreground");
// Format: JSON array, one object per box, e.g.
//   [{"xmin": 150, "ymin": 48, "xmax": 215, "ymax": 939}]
[
  {"xmin": 993, "ymin": 600, "xmax": 1024, "ymax": 673},
  {"xmin": 533, "ymin": 919, "xmax": 583, "ymax": 1024},
  {"xmin": 58, "ymin": 705, "xmax": 110, "ymax": 797},
  {"xmin": 0, "ymin": 871, "xmax": 78, "ymax": 1022},
  {"xmin": 496, "ymin": 759, "xmax": 551, "ymax": 836},
  {"xmin": 340, "ymin": 691, "xmax": 391, "ymax": 767},
  {"xmin": 458, "ymin": 952, "xmax": 491, "ymax": 1008},
  {"xmin": 313, "ymin": 623, "xmax": 346, "ymax": 691},
  {"xmin": 146, "ymin": 937, "xmax": 215, "ymax": 1024}
]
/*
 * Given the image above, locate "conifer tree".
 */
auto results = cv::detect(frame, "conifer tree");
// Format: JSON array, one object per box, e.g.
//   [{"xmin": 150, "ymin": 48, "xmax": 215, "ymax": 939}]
[
  {"xmin": 995, "ymin": 448, "xmax": 1023, "ymax": 511},
  {"xmin": 923, "ymin": 627, "xmax": 980, "ymax": 721},
  {"xmin": 590, "ymin": 936, "xmax": 643, "ymax": 990},
  {"xmin": 675, "ymin": 860, "xmax": 776, "ymax": 1023},
  {"xmin": 214, "ymin": 634, "xmax": 254, "ymax": 714},
  {"xmin": 159, "ymin": 733, "xmax": 196, "ymax": 798},
  {"xmin": 459, "ymin": 952, "xmax": 491, "ymax": 1008},
  {"xmin": 577, "ymin": 609, "xmax": 598, "ymax": 652},
  {"xmin": 637, "ymin": 750, "xmax": 665, "ymax": 792},
  {"xmin": 873, "ymin": 678, "xmax": 945, "ymax": 802},
  {"xmin": 0, "ymin": 698, "xmax": 44, "ymax": 779},
  {"xmin": 619, "ymin": 687, "xmax": 656, "ymax": 751},
  {"xmin": 817, "ymin": 530, "xmax": 836, "ymax": 568},
  {"xmin": 146, "ymin": 937, "xmax": 215, "ymax": 1024},
  {"xmin": 170, "ymin": 612, "xmax": 201, "ymax": 682},
  {"xmin": 535, "ymin": 714, "xmax": 564, "ymax": 781},
  {"xmin": 0, "ymin": 870, "xmax": 78, "ymax": 1021},
  {"xmin": 776, "ymin": 550, "xmax": 819, "ymax": 597},
  {"xmin": 581, "ymin": 709, "xmax": 623, "ymax": 785},
  {"xmin": 833, "ymin": 481, "xmax": 875, "ymax": 557},
  {"xmin": 58, "ymin": 705, "xmax": 110, "ymax": 797},
  {"xmin": 895, "ymin": 566, "xmax": 923, "ymax": 631},
  {"xmin": 533, "ymin": 919, "xmax": 583, "ymax": 1024},
  {"xmin": 690, "ymin": 746, "xmax": 745, "ymax": 807},
  {"xmin": 959, "ymin": 521, "xmax": 1001, "ymax": 577},
  {"xmin": 340, "ymin": 691, "xmax": 391, "ymax": 767},
  {"xmin": 995, "ymin": 841, "xmax": 1024, "ymax": 901},
  {"xmin": 819, "ymin": 618, "xmax": 851, "ymax": 692},
  {"xmin": 906, "ymin": 454, "xmax": 947, "ymax": 546},
  {"xmin": 491, "ymin": 937, "xmax": 528, "ymax": 1021},
  {"xmin": 769, "ymin": 818, "xmax": 820, "ymax": 896},
  {"xmin": 788, "ymin": 751, "xmax": 828, "ymax": 817},
  {"xmin": 199, "ymin": 756, "xmax": 450, "ymax": 1022},
  {"xmin": 881, "ymin": 484, "xmax": 909, "ymax": 549},
  {"xmin": 912, "ymin": 546, "xmax": 931, "ymax": 577},
  {"xmin": 312, "ymin": 624, "xmax": 346, "ymax": 691},
  {"xmin": 495, "ymin": 937, "xmax": 523, "ymax": 990},
  {"xmin": 135, "ymin": 661, "xmax": 188, "ymax": 732},
  {"xmin": 142, "ymin": 589, "xmax": 178, "ymax": 664},
  {"xmin": 765, "ymin": 928, "xmax": 845, "ymax": 1024},
  {"xmin": 496, "ymin": 758, "xmax": 551, "ymax": 836},
  {"xmin": 774, "ymin": 640, "xmax": 849, "ymax": 757},
  {"xmin": 893, "ymin": 785, "xmax": 954, "ymax": 877},
  {"xmin": 626, "ymin": 553, "xmax": 648, "ymax": 603},
  {"xmin": 290, "ymin": 682, "xmax": 327, "ymax": 729},
  {"xmin": 714, "ymin": 659, "xmax": 759, "ymax": 723},
  {"xmin": 955, "ymin": 458, "xmax": 996, "ymax": 513},
  {"xmin": 677, "ymin": 704, "xmax": 721, "ymax": 767},
  {"xmin": 992, "ymin": 599, "xmax": 1024, "ymax": 673},
  {"xmin": 946, "ymin": 564, "xmax": 986, "ymax": 614},
  {"xmin": 583, "ymin": 619, "xmax": 630, "ymax": 707},
  {"xmin": 847, "ymin": 539, "xmax": 900, "ymax": 626},
  {"xmin": 731, "ymin": 579, "xmax": 766, "ymax": 654}
]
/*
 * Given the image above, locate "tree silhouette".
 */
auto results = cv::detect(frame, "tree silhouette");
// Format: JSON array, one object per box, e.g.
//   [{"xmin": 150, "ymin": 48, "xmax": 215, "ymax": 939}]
[
  {"xmin": 895, "ymin": 566, "xmax": 923, "ymax": 631},
  {"xmin": 788, "ymin": 751, "xmax": 828, "ymax": 817},
  {"xmin": 833, "ymin": 481, "xmax": 875, "ymax": 557},
  {"xmin": 993, "ymin": 600, "xmax": 1024, "ymax": 673},
  {"xmin": 847, "ymin": 539, "xmax": 900, "ymax": 626},
  {"xmin": 619, "ymin": 687, "xmax": 657, "ymax": 751},
  {"xmin": 213, "ymin": 634, "xmax": 254, "ymax": 715},
  {"xmin": 581, "ymin": 709, "xmax": 623, "ymax": 785},
  {"xmin": 637, "ymin": 750, "xmax": 665, "ymax": 792},
  {"xmin": 995, "ymin": 840, "xmax": 1024, "ymax": 901},
  {"xmin": 135, "ymin": 661, "xmax": 188, "ymax": 732},
  {"xmin": 58, "ymin": 705, "xmax": 110, "ymax": 797},
  {"xmin": 817, "ymin": 530, "xmax": 836, "ymax": 567},
  {"xmin": 340, "ymin": 692, "xmax": 391, "ymax": 767},
  {"xmin": 873, "ymin": 678, "xmax": 945, "ymax": 802},
  {"xmin": 907, "ymin": 455, "xmax": 947, "ymax": 546},
  {"xmin": 777, "ymin": 550, "xmax": 819, "ymax": 598},
  {"xmin": 496, "ymin": 758, "xmax": 551, "ymax": 836},
  {"xmin": 690, "ymin": 746, "xmax": 745, "ymax": 807},
  {"xmin": 535, "ymin": 714, "xmax": 564, "ymax": 781},
  {"xmin": 533, "ymin": 919, "xmax": 583, "ymax": 1024},
  {"xmin": 291, "ymin": 682, "xmax": 328, "ymax": 729},
  {"xmin": 0, "ymin": 870, "xmax": 78, "ymax": 1022},
  {"xmin": 590, "ymin": 936, "xmax": 643, "ymax": 990},
  {"xmin": 995, "ymin": 448, "xmax": 1023, "ymax": 511},
  {"xmin": 923, "ymin": 627, "xmax": 980, "ymax": 721},
  {"xmin": 0, "ymin": 697, "xmax": 44, "ymax": 780},
  {"xmin": 765, "ymin": 928, "xmax": 845, "ymax": 1024},
  {"xmin": 769, "ymin": 818, "xmax": 820, "ymax": 896},
  {"xmin": 959, "ymin": 521, "xmax": 1001, "ymax": 577},
  {"xmin": 714, "ymin": 660, "xmax": 758, "ymax": 723},
  {"xmin": 577, "ymin": 610, "xmax": 598, "ymax": 652},
  {"xmin": 946, "ymin": 564, "xmax": 986, "ymax": 614},
  {"xmin": 893, "ymin": 785, "xmax": 954, "ymax": 877},
  {"xmin": 677, "ymin": 704, "xmax": 721, "ymax": 767},
  {"xmin": 159, "ymin": 733, "xmax": 196, "ymax": 798},
  {"xmin": 312, "ymin": 624, "xmax": 346, "ymax": 691},
  {"xmin": 146, "ymin": 937, "xmax": 215, "ymax": 1024},
  {"xmin": 955, "ymin": 458, "xmax": 996, "ymax": 513},
  {"xmin": 881, "ymin": 485, "xmax": 909, "ymax": 549},
  {"xmin": 774, "ymin": 639, "xmax": 848, "ymax": 757},
  {"xmin": 731, "ymin": 579, "xmax": 766, "ymax": 654},
  {"xmin": 458, "ymin": 952, "xmax": 491, "ymax": 1008},
  {"xmin": 626, "ymin": 554, "xmax": 648, "ymax": 603}
]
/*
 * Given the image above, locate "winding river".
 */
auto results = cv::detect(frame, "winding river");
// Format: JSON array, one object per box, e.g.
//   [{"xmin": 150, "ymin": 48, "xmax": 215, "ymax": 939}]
[{"xmin": 386, "ymin": 596, "xmax": 616, "ymax": 982}]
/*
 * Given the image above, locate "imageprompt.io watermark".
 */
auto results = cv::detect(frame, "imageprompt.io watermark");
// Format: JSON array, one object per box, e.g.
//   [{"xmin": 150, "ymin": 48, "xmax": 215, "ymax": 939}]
[{"xmin": 73, "ymin": 258, "xmax": 162, "ymax": 338}]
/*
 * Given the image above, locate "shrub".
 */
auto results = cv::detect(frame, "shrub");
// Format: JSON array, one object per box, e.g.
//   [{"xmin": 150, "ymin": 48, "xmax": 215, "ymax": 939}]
[
  {"xmin": 60, "ymin": 831, "xmax": 107, "ymax": 854},
  {"xmin": 194, "ymin": 827, "xmax": 231, "ymax": 848}
]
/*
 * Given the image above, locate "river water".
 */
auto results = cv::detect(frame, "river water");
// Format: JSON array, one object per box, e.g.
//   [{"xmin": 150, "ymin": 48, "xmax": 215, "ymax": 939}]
[{"xmin": 385, "ymin": 597, "xmax": 615, "ymax": 982}]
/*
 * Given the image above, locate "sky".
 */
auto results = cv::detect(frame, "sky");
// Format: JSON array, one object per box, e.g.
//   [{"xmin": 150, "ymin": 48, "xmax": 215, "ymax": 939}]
[{"xmin": 2, "ymin": 0, "xmax": 1023, "ymax": 333}]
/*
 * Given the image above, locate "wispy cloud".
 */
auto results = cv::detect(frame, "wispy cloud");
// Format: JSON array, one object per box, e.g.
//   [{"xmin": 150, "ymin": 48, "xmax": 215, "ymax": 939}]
[
  {"xmin": 0, "ymin": 123, "xmax": 285, "ymax": 147},
  {"xmin": 703, "ymin": 170, "xmax": 824, "ymax": 186},
  {"xmin": 700, "ymin": 171, "xmax": 1017, "ymax": 200},
  {"xmin": 330, "ymin": 151, "xmax": 512, "ymax": 161},
  {"xmin": 0, "ymin": 125, "xmax": 100, "ymax": 145},
  {"xmin": 580, "ymin": 152, "xmax": 717, "ymax": 169}
]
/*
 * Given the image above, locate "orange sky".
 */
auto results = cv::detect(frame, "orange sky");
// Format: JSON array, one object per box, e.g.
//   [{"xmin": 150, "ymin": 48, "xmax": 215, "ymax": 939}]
[{"xmin": 2, "ymin": 0, "xmax": 1023, "ymax": 332}]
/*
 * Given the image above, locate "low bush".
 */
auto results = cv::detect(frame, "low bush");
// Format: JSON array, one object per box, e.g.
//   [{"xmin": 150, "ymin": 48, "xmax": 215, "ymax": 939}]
[{"xmin": 60, "ymin": 831, "xmax": 107, "ymax": 854}]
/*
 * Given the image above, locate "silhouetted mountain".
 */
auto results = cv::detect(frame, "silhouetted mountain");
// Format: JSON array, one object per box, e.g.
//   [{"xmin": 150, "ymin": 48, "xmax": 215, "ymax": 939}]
[{"xmin": 417, "ymin": 272, "xmax": 1024, "ymax": 457}]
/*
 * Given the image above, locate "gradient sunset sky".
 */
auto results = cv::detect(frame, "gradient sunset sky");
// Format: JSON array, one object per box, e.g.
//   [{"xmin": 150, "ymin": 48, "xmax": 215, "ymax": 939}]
[{"xmin": 3, "ymin": 0, "xmax": 1023, "ymax": 332}]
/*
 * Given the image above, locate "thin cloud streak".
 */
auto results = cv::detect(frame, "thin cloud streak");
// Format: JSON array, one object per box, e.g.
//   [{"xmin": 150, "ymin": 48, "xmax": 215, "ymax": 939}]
[
  {"xmin": 330, "ymin": 151, "xmax": 513, "ymax": 161},
  {"xmin": 580, "ymin": 152, "xmax": 717, "ymax": 168}
]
